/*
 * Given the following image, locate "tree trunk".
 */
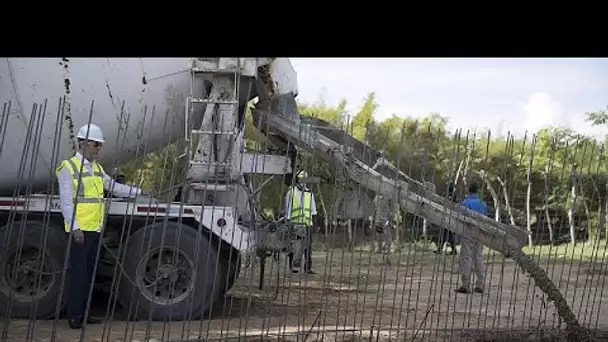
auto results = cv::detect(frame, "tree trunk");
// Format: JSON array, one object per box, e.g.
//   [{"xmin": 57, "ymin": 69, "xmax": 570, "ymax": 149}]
[
  {"xmin": 462, "ymin": 147, "xmax": 472, "ymax": 189},
  {"xmin": 422, "ymin": 219, "xmax": 428, "ymax": 246},
  {"xmin": 568, "ymin": 175, "xmax": 577, "ymax": 245},
  {"xmin": 545, "ymin": 209, "xmax": 554, "ymax": 245},
  {"xmin": 605, "ymin": 183, "xmax": 607, "ymax": 240},
  {"xmin": 454, "ymin": 160, "xmax": 464, "ymax": 188},
  {"xmin": 497, "ymin": 176, "xmax": 516, "ymax": 226},
  {"xmin": 578, "ymin": 182, "xmax": 591, "ymax": 243},
  {"xmin": 315, "ymin": 184, "xmax": 329, "ymax": 241},
  {"xmin": 526, "ymin": 181, "xmax": 533, "ymax": 247},
  {"xmin": 594, "ymin": 202, "xmax": 603, "ymax": 249},
  {"xmin": 475, "ymin": 170, "xmax": 500, "ymax": 222},
  {"xmin": 394, "ymin": 210, "xmax": 401, "ymax": 247},
  {"xmin": 590, "ymin": 176, "xmax": 607, "ymax": 241},
  {"xmin": 421, "ymin": 181, "xmax": 436, "ymax": 246},
  {"xmin": 542, "ymin": 169, "xmax": 554, "ymax": 244},
  {"xmin": 524, "ymin": 137, "xmax": 536, "ymax": 247},
  {"xmin": 399, "ymin": 209, "xmax": 407, "ymax": 247},
  {"xmin": 346, "ymin": 219, "xmax": 354, "ymax": 252}
]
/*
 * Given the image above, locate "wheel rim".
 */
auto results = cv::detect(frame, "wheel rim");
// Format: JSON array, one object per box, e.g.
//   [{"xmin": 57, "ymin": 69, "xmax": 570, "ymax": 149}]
[
  {"xmin": 0, "ymin": 246, "xmax": 57, "ymax": 302},
  {"xmin": 136, "ymin": 247, "xmax": 195, "ymax": 306}
]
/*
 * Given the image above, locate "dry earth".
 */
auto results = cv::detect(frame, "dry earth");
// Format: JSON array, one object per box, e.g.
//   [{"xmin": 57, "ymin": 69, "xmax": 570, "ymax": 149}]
[{"xmin": 3, "ymin": 246, "xmax": 608, "ymax": 342}]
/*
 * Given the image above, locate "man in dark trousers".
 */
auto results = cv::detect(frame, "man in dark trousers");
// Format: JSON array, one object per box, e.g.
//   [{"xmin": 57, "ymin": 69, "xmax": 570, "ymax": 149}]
[
  {"xmin": 56, "ymin": 124, "xmax": 145, "ymax": 329},
  {"xmin": 284, "ymin": 170, "xmax": 317, "ymax": 274},
  {"xmin": 433, "ymin": 182, "xmax": 458, "ymax": 255}
]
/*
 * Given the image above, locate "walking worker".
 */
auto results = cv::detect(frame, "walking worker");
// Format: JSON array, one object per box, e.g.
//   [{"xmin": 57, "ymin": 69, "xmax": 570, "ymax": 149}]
[
  {"xmin": 371, "ymin": 153, "xmax": 397, "ymax": 254},
  {"xmin": 56, "ymin": 123, "xmax": 145, "ymax": 329},
  {"xmin": 284, "ymin": 170, "xmax": 317, "ymax": 274},
  {"xmin": 371, "ymin": 192, "xmax": 396, "ymax": 253},
  {"xmin": 455, "ymin": 181, "xmax": 488, "ymax": 294}
]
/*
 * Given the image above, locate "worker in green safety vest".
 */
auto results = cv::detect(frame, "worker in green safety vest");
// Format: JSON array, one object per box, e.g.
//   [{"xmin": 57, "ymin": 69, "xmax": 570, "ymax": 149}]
[
  {"xmin": 284, "ymin": 170, "xmax": 317, "ymax": 274},
  {"xmin": 56, "ymin": 124, "xmax": 146, "ymax": 329}
]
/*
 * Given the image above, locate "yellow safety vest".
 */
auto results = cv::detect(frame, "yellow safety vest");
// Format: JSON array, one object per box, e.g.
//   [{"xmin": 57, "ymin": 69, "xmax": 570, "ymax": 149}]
[
  {"xmin": 56, "ymin": 155, "xmax": 106, "ymax": 233},
  {"xmin": 290, "ymin": 186, "xmax": 313, "ymax": 226}
]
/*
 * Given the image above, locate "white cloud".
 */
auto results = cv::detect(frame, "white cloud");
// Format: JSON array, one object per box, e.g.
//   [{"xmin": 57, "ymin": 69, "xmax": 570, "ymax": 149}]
[
  {"xmin": 289, "ymin": 58, "xmax": 608, "ymax": 140},
  {"xmin": 521, "ymin": 92, "xmax": 567, "ymax": 134}
]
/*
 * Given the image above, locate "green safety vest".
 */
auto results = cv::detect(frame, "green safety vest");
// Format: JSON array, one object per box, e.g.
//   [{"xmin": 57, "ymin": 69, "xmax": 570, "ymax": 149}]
[
  {"xmin": 290, "ymin": 186, "xmax": 313, "ymax": 226},
  {"xmin": 56, "ymin": 155, "xmax": 106, "ymax": 233}
]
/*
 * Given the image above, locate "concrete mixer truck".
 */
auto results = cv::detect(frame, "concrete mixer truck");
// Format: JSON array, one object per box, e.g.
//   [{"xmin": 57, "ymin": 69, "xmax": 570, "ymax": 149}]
[
  {"xmin": 0, "ymin": 57, "xmax": 300, "ymax": 321},
  {"xmin": 0, "ymin": 57, "xmax": 529, "ymax": 322}
]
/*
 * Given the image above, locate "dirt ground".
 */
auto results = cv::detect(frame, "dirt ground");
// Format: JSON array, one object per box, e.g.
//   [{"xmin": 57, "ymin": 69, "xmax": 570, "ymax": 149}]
[{"xmin": 3, "ymin": 245, "xmax": 608, "ymax": 342}]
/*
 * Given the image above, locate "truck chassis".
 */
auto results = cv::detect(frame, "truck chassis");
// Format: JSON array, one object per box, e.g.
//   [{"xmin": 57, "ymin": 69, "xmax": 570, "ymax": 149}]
[{"xmin": 0, "ymin": 195, "xmax": 262, "ymax": 320}]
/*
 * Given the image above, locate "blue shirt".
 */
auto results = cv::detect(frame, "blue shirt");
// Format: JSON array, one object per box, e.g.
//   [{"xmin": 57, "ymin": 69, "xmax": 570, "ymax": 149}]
[{"xmin": 462, "ymin": 193, "xmax": 488, "ymax": 216}]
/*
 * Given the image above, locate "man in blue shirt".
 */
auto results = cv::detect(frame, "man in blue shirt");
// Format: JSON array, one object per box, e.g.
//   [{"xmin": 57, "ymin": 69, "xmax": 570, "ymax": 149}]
[{"xmin": 455, "ymin": 182, "xmax": 488, "ymax": 294}]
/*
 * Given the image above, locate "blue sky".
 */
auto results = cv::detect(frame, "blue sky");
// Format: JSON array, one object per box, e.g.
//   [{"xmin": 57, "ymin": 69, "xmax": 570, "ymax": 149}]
[{"xmin": 289, "ymin": 58, "xmax": 608, "ymax": 139}]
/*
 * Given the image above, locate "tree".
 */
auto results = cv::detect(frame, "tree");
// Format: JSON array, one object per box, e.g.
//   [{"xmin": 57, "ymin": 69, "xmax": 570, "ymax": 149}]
[
  {"xmin": 351, "ymin": 92, "xmax": 379, "ymax": 141},
  {"xmin": 119, "ymin": 90, "xmax": 608, "ymax": 249},
  {"xmin": 586, "ymin": 106, "xmax": 608, "ymax": 127}
]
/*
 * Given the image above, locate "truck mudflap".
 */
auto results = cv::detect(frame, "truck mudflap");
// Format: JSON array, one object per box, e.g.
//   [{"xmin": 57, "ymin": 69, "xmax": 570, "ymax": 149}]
[{"xmin": 253, "ymin": 95, "xmax": 529, "ymax": 256}]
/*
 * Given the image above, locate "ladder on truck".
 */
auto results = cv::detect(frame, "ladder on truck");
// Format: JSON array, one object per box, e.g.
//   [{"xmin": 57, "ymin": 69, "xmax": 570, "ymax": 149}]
[{"xmin": 185, "ymin": 58, "xmax": 241, "ymax": 198}]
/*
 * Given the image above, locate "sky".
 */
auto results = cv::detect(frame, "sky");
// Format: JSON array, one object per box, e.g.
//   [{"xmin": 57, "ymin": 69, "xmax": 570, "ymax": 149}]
[{"xmin": 289, "ymin": 58, "xmax": 608, "ymax": 140}]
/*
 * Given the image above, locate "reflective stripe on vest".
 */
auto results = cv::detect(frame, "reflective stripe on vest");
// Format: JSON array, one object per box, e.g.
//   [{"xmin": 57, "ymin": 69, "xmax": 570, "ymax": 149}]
[
  {"xmin": 56, "ymin": 156, "xmax": 106, "ymax": 233},
  {"xmin": 290, "ymin": 186, "xmax": 312, "ymax": 226}
]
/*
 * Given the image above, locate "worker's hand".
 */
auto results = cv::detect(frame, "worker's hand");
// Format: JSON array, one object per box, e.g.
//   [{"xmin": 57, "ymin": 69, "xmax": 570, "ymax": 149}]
[{"xmin": 71, "ymin": 230, "xmax": 84, "ymax": 244}]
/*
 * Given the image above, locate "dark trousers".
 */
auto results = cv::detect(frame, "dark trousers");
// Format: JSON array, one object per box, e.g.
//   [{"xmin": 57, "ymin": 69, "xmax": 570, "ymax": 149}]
[
  {"xmin": 304, "ymin": 231, "xmax": 313, "ymax": 271},
  {"xmin": 67, "ymin": 231, "xmax": 100, "ymax": 321},
  {"xmin": 436, "ymin": 228, "xmax": 456, "ymax": 252},
  {"xmin": 288, "ymin": 228, "xmax": 313, "ymax": 271}
]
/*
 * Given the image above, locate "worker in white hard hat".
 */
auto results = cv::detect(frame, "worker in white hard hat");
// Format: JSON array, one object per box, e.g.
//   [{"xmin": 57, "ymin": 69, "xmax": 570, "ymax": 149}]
[
  {"xmin": 56, "ymin": 123, "xmax": 147, "ymax": 329},
  {"xmin": 284, "ymin": 170, "xmax": 317, "ymax": 274}
]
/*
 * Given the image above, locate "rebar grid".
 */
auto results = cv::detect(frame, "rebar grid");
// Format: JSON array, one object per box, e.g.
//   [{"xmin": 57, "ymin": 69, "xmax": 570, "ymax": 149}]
[{"xmin": 0, "ymin": 62, "xmax": 607, "ymax": 342}]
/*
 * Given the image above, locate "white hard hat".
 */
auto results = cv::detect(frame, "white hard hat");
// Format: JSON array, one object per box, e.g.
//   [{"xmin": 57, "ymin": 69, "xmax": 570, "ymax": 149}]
[
  {"xmin": 76, "ymin": 124, "xmax": 105, "ymax": 143},
  {"xmin": 296, "ymin": 170, "xmax": 308, "ymax": 179}
]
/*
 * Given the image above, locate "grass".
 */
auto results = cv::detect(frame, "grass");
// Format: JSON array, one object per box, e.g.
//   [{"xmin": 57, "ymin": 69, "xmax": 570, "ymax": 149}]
[
  {"xmin": 309, "ymin": 239, "xmax": 608, "ymax": 271},
  {"xmin": 522, "ymin": 240, "xmax": 608, "ymax": 262},
  {"xmin": 310, "ymin": 241, "xmax": 453, "ymax": 270}
]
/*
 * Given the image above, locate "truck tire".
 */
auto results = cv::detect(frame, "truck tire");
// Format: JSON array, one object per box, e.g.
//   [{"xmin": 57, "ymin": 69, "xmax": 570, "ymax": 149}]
[
  {"xmin": 210, "ymin": 250, "xmax": 240, "ymax": 314},
  {"xmin": 118, "ymin": 221, "xmax": 223, "ymax": 321},
  {"xmin": 214, "ymin": 249, "xmax": 240, "ymax": 301},
  {"xmin": 0, "ymin": 220, "xmax": 68, "ymax": 319},
  {"xmin": 225, "ymin": 252, "xmax": 240, "ymax": 292}
]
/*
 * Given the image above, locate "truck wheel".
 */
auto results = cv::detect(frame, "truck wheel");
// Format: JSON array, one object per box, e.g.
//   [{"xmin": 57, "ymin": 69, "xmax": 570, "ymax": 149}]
[
  {"xmin": 214, "ymin": 250, "xmax": 240, "ymax": 301},
  {"xmin": 209, "ymin": 251, "xmax": 240, "ymax": 315},
  {"xmin": 118, "ymin": 221, "xmax": 223, "ymax": 321},
  {"xmin": 225, "ymin": 252, "xmax": 240, "ymax": 292},
  {"xmin": 0, "ymin": 220, "xmax": 68, "ymax": 319}
]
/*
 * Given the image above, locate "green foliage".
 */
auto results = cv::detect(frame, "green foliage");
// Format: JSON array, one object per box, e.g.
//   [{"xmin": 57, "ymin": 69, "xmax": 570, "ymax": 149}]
[
  {"xmin": 117, "ymin": 90, "xmax": 608, "ymax": 246},
  {"xmin": 586, "ymin": 106, "xmax": 608, "ymax": 126},
  {"xmin": 119, "ymin": 142, "xmax": 188, "ymax": 202}
]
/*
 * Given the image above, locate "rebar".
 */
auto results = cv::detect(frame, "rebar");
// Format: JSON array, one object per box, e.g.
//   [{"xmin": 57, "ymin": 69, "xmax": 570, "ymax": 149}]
[{"xmin": 0, "ymin": 58, "xmax": 607, "ymax": 342}]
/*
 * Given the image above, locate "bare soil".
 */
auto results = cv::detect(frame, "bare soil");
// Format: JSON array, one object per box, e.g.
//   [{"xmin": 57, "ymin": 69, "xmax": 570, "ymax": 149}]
[{"xmin": 3, "ymin": 246, "xmax": 608, "ymax": 342}]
